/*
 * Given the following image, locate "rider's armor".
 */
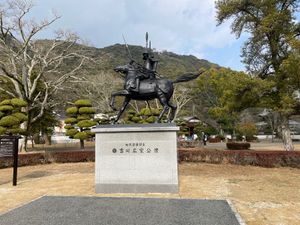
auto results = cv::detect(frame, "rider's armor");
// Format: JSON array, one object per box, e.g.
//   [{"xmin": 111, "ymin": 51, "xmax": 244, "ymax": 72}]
[{"xmin": 128, "ymin": 52, "xmax": 158, "ymax": 92}]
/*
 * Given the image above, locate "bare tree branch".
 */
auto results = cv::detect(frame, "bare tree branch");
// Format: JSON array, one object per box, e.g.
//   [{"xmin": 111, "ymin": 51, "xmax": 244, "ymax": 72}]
[{"xmin": 0, "ymin": 0, "xmax": 89, "ymax": 134}]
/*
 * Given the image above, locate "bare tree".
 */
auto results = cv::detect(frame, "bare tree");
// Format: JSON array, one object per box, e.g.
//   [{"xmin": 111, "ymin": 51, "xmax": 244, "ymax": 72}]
[
  {"xmin": 172, "ymin": 85, "xmax": 192, "ymax": 120},
  {"xmin": 69, "ymin": 72, "xmax": 123, "ymax": 113},
  {"xmin": 0, "ymin": 0, "xmax": 89, "ymax": 149}
]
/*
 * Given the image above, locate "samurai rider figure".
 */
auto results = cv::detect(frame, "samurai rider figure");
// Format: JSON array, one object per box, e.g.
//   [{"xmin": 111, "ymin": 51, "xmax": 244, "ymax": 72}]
[{"xmin": 124, "ymin": 33, "xmax": 159, "ymax": 93}]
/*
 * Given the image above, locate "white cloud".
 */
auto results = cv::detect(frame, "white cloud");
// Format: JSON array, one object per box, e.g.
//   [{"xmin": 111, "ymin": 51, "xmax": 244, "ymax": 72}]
[{"xmin": 28, "ymin": 0, "xmax": 243, "ymax": 69}]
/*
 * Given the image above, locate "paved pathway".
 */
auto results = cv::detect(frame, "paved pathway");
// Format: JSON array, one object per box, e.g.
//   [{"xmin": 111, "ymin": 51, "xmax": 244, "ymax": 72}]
[{"xmin": 0, "ymin": 196, "xmax": 242, "ymax": 225}]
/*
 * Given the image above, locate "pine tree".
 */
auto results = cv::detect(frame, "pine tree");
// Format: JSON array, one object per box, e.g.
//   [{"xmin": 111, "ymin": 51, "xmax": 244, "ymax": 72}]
[
  {"xmin": 0, "ymin": 98, "xmax": 28, "ymax": 135},
  {"xmin": 124, "ymin": 107, "xmax": 160, "ymax": 124},
  {"xmin": 64, "ymin": 99, "xmax": 97, "ymax": 149}
]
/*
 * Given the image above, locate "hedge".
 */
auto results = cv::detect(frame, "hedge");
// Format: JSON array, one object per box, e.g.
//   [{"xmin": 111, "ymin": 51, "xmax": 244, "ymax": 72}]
[
  {"xmin": 1, "ymin": 149, "xmax": 300, "ymax": 169},
  {"xmin": 226, "ymin": 142, "xmax": 251, "ymax": 150}
]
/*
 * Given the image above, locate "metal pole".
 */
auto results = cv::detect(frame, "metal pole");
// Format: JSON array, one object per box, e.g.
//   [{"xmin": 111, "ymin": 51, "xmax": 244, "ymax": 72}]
[{"xmin": 13, "ymin": 137, "xmax": 18, "ymax": 186}]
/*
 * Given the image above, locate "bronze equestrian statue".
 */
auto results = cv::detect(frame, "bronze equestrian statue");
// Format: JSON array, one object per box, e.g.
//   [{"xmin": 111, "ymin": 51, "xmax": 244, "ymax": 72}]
[{"xmin": 110, "ymin": 33, "xmax": 203, "ymax": 123}]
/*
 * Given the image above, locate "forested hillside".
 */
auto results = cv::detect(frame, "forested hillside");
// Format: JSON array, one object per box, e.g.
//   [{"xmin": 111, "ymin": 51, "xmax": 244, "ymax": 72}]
[{"xmin": 37, "ymin": 40, "xmax": 220, "ymax": 78}]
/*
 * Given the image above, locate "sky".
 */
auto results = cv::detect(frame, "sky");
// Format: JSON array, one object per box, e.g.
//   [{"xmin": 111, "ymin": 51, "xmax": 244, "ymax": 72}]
[{"xmin": 6, "ymin": 0, "xmax": 251, "ymax": 71}]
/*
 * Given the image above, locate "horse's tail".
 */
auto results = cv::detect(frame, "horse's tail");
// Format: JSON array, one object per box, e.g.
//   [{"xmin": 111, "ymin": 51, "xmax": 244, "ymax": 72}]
[{"xmin": 172, "ymin": 71, "xmax": 204, "ymax": 84}]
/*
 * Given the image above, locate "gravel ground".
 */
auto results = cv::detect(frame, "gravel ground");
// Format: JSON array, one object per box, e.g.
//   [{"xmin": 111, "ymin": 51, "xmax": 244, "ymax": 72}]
[{"xmin": 0, "ymin": 162, "xmax": 299, "ymax": 225}]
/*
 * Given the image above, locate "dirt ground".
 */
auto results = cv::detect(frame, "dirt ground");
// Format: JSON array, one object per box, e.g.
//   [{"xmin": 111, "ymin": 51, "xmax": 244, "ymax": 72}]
[{"xmin": 0, "ymin": 162, "xmax": 299, "ymax": 225}]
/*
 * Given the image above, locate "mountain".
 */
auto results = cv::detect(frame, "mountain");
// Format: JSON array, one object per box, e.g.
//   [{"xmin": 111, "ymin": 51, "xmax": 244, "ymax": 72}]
[
  {"xmin": 92, "ymin": 44, "xmax": 220, "ymax": 78},
  {"xmin": 36, "ymin": 40, "xmax": 220, "ymax": 79}
]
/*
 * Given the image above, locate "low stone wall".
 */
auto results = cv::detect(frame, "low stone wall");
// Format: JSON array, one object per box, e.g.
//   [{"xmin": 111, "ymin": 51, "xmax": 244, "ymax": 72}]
[{"xmin": 1, "ymin": 148, "xmax": 300, "ymax": 169}]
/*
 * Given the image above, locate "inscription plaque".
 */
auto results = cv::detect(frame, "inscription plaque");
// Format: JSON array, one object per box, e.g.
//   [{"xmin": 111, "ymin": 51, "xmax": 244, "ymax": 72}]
[
  {"xmin": 0, "ymin": 136, "xmax": 20, "ymax": 186},
  {"xmin": 0, "ymin": 138, "xmax": 14, "ymax": 157}
]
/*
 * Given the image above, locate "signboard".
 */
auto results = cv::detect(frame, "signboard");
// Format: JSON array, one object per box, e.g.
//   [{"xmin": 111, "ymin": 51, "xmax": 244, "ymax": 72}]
[
  {"xmin": 0, "ymin": 137, "xmax": 15, "ymax": 157},
  {"xmin": 0, "ymin": 136, "xmax": 20, "ymax": 186}
]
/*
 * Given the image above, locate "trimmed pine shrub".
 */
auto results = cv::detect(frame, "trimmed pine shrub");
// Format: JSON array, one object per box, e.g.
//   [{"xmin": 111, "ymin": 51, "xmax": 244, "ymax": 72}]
[
  {"xmin": 125, "ymin": 107, "xmax": 161, "ymax": 124},
  {"xmin": 74, "ymin": 99, "xmax": 92, "ymax": 107},
  {"xmin": 12, "ymin": 112, "xmax": 28, "ymax": 122},
  {"xmin": 0, "ymin": 105, "xmax": 13, "ymax": 112},
  {"xmin": 66, "ymin": 128, "xmax": 78, "ymax": 137},
  {"xmin": 85, "ymin": 130, "xmax": 95, "ymax": 137},
  {"xmin": 0, "ymin": 98, "xmax": 28, "ymax": 135},
  {"xmin": 64, "ymin": 99, "xmax": 97, "ymax": 149},
  {"xmin": 131, "ymin": 116, "xmax": 141, "ymax": 123},
  {"xmin": 146, "ymin": 116, "xmax": 156, "ymax": 123},
  {"xmin": 77, "ymin": 115, "xmax": 91, "ymax": 121},
  {"xmin": 74, "ymin": 132, "xmax": 89, "ymax": 140},
  {"xmin": 65, "ymin": 117, "xmax": 77, "ymax": 124},
  {"xmin": 127, "ymin": 109, "xmax": 136, "ymax": 115},
  {"xmin": 6, "ymin": 128, "xmax": 26, "ymax": 135},
  {"xmin": 0, "ymin": 116, "xmax": 21, "ymax": 127},
  {"xmin": 78, "ymin": 107, "xmax": 96, "ymax": 114},
  {"xmin": 0, "ymin": 99, "xmax": 11, "ymax": 106},
  {"xmin": 11, "ymin": 98, "xmax": 27, "ymax": 107},
  {"xmin": 152, "ymin": 108, "xmax": 160, "ymax": 116},
  {"xmin": 77, "ymin": 120, "xmax": 97, "ymax": 128},
  {"xmin": 94, "ymin": 118, "xmax": 110, "ymax": 125},
  {"xmin": 64, "ymin": 124, "xmax": 74, "ymax": 130},
  {"xmin": 0, "ymin": 126, "xmax": 5, "ymax": 135},
  {"xmin": 141, "ymin": 108, "xmax": 152, "ymax": 116},
  {"xmin": 66, "ymin": 107, "xmax": 78, "ymax": 115}
]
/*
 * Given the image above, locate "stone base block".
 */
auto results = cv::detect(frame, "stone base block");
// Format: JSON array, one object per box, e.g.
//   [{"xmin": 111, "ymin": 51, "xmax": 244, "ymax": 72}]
[{"xmin": 92, "ymin": 124, "xmax": 179, "ymax": 193}]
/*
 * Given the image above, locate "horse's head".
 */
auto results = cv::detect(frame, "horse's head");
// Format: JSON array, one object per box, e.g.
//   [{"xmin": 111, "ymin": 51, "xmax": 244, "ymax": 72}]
[{"xmin": 114, "ymin": 61, "xmax": 135, "ymax": 74}]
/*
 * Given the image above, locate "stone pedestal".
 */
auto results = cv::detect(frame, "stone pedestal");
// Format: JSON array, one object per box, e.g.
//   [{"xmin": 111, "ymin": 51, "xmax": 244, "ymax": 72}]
[{"xmin": 92, "ymin": 124, "xmax": 179, "ymax": 193}]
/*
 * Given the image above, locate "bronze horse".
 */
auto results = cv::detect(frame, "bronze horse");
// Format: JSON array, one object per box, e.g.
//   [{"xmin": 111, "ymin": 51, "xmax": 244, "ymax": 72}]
[{"xmin": 110, "ymin": 62, "xmax": 202, "ymax": 123}]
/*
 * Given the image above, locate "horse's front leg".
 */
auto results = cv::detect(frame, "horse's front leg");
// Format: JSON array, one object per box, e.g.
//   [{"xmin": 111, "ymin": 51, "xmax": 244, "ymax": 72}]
[
  {"xmin": 110, "ymin": 90, "xmax": 129, "ymax": 111},
  {"xmin": 113, "ymin": 97, "xmax": 130, "ymax": 124}
]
